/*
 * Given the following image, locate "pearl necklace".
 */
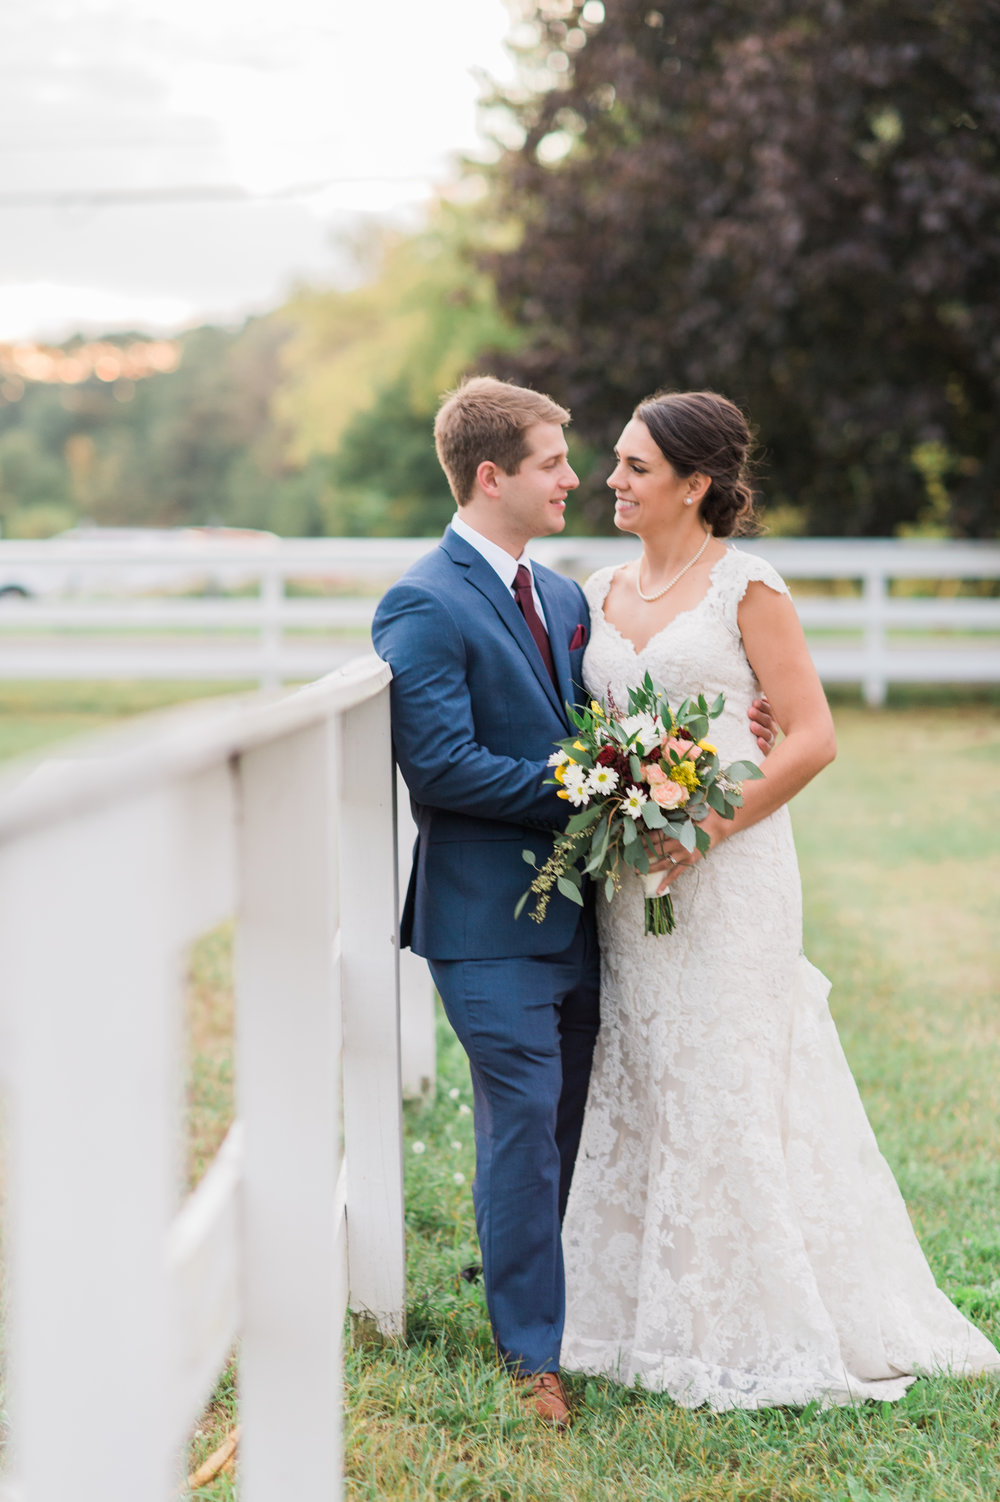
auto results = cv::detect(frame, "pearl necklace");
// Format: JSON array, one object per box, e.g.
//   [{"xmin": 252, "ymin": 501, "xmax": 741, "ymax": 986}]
[{"xmin": 635, "ymin": 530, "xmax": 712, "ymax": 603}]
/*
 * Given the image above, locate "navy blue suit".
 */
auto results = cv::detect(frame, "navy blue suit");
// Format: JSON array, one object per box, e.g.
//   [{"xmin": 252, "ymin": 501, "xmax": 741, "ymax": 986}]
[{"xmin": 372, "ymin": 524, "xmax": 600, "ymax": 1373}]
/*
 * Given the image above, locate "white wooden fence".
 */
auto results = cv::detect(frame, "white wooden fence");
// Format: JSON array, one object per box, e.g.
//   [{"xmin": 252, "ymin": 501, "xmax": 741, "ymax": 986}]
[
  {"xmin": 1, "ymin": 536, "xmax": 998, "ymax": 705},
  {"xmin": 0, "ymin": 655, "xmax": 419, "ymax": 1501}
]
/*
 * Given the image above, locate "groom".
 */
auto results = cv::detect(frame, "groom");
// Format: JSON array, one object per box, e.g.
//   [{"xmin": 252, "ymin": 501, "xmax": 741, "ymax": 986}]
[
  {"xmin": 372, "ymin": 376, "xmax": 597, "ymax": 1428},
  {"xmin": 373, "ymin": 376, "xmax": 773, "ymax": 1428}
]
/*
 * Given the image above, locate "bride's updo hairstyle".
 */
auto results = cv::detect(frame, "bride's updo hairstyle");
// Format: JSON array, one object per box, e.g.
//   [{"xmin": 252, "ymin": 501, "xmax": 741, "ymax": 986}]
[{"xmin": 634, "ymin": 390, "xmax": 757, "ymax": 537}]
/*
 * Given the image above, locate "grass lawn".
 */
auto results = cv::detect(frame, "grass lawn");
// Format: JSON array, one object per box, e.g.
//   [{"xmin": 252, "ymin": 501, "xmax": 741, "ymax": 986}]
[{"xmin": 1, "ymin": 685, "xmax": 998, "ymax": 1499}]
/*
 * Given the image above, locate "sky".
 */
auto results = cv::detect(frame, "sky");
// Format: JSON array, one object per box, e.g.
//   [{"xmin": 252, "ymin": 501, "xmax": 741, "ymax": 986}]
[{"xmin": 1, "ymin": 0, "xmax": 518, "ymax": 344}]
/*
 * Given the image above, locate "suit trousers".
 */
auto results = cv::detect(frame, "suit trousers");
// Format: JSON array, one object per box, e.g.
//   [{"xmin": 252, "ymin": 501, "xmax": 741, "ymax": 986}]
[{"xmin": 429, "ymin": 900, "xmax": 600, "ymax": 1375}]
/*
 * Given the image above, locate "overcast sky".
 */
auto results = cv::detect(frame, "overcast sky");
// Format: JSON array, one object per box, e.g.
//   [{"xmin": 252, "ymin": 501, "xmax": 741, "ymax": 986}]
[{"xmin": 1, "ymin": 0, "xmax": 517, "ymax": 343}]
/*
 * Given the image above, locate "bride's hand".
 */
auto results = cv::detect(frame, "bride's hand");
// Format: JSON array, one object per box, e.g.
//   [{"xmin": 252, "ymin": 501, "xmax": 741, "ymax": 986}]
[
  {"xmin": 749, "ymin": 695, "xmax": 779, "ymax": 754},
  {"xmin": 648, "ymin": 812, "xmax": 731, "ymax": 890}
]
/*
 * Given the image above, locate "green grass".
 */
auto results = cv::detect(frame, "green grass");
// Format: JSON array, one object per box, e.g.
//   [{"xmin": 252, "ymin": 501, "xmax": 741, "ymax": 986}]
[
  {"xmin": 2, "ymin": 686, "xmax": 998, "ymax": 1499},
  {"xmin": 0, "ymin": 680, "xmax": 250, "ymax": 762}
]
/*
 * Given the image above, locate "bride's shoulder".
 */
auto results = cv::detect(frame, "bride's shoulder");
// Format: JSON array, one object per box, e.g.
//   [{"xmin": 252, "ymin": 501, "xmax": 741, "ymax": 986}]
[
  {"xmin": 714, "ymin": 546, "xmax": 790, "ymax": 604},
  {"xmin": 582, "ymin": 564, "xmax": 622, "ymax": 610}
]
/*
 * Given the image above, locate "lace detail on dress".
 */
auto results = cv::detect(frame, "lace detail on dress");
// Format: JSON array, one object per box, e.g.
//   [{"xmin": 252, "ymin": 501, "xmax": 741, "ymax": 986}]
[
  {"xmin": 709, "ymin": 550, "xmax": 789, "ymax": 638},
  {"xmin": 561, "ymin": 549, "xmax": 1000, "ymax": 1409}
]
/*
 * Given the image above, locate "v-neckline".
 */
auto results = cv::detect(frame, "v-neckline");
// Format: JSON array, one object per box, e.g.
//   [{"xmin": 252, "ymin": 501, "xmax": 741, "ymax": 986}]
[{"xmin": 595, "ymin": 549, "xmax": 731, "ymax": 656}]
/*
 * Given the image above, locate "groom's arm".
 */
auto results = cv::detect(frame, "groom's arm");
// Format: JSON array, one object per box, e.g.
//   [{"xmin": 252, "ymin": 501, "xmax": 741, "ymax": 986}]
[{"xmin": 373, "ymin": 581, "xmax": 566, "ymax": 830}]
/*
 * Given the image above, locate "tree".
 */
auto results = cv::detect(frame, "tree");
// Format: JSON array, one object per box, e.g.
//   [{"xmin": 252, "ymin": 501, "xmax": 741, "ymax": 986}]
[
  {"xmin": 483, "ymin": 0, "xmax": 1000, "ymax": 536},
  {"xmin": 274, "ymin": 204, "xmax": 522, "ymax": 534}
]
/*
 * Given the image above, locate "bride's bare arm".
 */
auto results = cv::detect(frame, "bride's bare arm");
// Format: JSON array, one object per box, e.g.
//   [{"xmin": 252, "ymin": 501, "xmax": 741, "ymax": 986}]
[{"xmin": 655, "ymin": 582, "xmax": 835, "ymax": 884}]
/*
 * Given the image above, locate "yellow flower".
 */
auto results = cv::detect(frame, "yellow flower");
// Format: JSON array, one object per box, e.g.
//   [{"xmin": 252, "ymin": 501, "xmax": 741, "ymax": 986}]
[
  {"xmin": 670, "ymin": 760, "xmax": 699, "ymax": 792},
  {"xmin": 698, "ymin": 739, "xmax": 717, "ymax": 755},
  {"xmin": 590, "ymin": 700, "xmax": 605, "ymax": 717},
  {"xmin": 573, "ymin": 740, "xmax": 587, "ymax": 751},
  {"xmin": 554, "ymin": 763, "xmax": 567, "ymax": 784},
  {"xmin": 557, "ymin": 789, "xmax": 571, "ymax": 800}
]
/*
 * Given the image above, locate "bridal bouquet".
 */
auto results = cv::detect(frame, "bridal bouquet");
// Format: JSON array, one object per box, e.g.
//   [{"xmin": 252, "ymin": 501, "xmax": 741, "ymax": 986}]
[{"xmin": 517, "ymin": 672, "xmax": 763, "ymax": 936}]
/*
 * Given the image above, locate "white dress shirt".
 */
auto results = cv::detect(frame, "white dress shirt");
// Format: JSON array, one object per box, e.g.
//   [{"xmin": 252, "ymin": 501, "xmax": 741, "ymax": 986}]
[{"xmin": 449, "ymin": 512, "xmax": 549, "ymax": 630}]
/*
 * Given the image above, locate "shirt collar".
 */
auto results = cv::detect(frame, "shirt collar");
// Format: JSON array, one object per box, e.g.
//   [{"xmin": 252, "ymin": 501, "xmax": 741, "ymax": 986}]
[{"xmin": 449, "ymin": 512, "xmax": 532, "ymax": 593}]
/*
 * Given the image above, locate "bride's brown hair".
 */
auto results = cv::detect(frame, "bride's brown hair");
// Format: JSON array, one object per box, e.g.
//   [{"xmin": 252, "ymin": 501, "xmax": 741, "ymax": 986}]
[{"xmin": 634, "ymin": 390, "xmax": 757, "ymax": 538}]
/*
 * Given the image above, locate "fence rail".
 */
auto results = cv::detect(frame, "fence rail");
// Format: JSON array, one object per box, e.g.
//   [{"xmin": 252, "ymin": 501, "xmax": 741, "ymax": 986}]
[
  {"xmin": 0, "ymin": 656, "xmax": 412, "ymax": 1501},
  {"xmin": 1, "ymin": 536, "xmax": 998, "ymax": 704}
]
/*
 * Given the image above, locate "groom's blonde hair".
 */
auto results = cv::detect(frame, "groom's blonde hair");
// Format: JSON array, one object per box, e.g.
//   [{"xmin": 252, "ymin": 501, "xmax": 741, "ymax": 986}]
[{"xmin": 434, "ymin": 375, "xmax": 570, "ymax": 505}]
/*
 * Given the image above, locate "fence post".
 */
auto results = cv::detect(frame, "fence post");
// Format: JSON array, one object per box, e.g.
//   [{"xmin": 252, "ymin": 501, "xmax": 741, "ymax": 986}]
[
  {"xmin": 338, "ymin": 677, "xmax": 407, "ymax": 1337},
  {"xmin": 235, "ymin": 720, "xmax": 343, "ymax": 1500},
  {"xmin": 395, "ymin": 767, "xmax": 437, "ymax": 1099},
  {"xmin": 862, "ymin": 569, "xmax": 889, "ymax": 707},
  {"xmin": 0, "ymin": 793, "xmax": 181, "ymax": 1501}
]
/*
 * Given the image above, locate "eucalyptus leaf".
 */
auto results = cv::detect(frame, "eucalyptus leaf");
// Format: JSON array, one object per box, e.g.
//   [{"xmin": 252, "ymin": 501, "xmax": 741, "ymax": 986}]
[
  {"xmin": 706, "ymin": 782, "xmax": 728, "ymax": 815},
  {"xmin": 556, "ymin": 875, "xmax": 585, "ymax": 906},
  {"xmin": 675, "ymin": 820, "xmax": 697, "ymax": 852},
  {"xmin": 591, "ymin": 813, "xmax": 612, "ymax": 868},
  {"xmin": 589, "ymin": 813, "xmax": 609, "ymax": 855},
  {"xmin": 514, "ymin": 891, "xmax": 529, "ymax": 919},
  {"xmin": 565, "ymin": 804, "xmax": 604, "ymax": 834},
  {"xmin": 641, "ymin": 802, "xmax": 667, "ymax": 829},
  {"xmin": 522, "ymin": 849, "xmax": 538, "ymax": 867},
  {"xmin": 727, "ymin": 760, "xmax": 765, "ymax": 781},
  {"xmin": 622, "ymin": 815, "xmax": 638, "ymax": 846}
]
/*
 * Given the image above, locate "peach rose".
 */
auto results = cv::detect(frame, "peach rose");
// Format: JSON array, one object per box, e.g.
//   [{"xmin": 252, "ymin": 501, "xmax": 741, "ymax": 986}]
[
  {"xmin": 663, "ymin": 735, "xmax": 698, "ymax": 761},
  {"xmin": 643, "ymin": 762, "xmax": 670, "ymax": 786},
  {"xmin": 650, "ymin": 779, "xmax": 689, "ymax": 809}
]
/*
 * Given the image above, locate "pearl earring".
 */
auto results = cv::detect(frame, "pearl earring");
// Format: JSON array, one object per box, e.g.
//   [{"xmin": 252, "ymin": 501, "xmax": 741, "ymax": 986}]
[{"xmin": 683, "ymin": 495, "xmax": 693, "ymax": 507}]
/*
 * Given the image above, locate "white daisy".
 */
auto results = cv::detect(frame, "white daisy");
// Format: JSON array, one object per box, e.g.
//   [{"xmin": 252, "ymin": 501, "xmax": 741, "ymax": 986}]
[
  {"xmin": 586, "ymin": 764, "xmax": 620, "ymax": 794},
  {"xmin": 618, "ymin": 712, "xmax": 661, "ymax": 755},
  {"xmin": 622, "ymin": 785, "xmax": 648, "ymax": 819},
  {"xmin": 547, "ymin": 748, "xmax": 571, "ymax": 767}
]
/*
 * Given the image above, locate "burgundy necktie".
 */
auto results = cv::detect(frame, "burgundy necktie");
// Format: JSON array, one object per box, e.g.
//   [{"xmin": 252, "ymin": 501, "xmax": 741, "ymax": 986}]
[{"xmin": 513, "ymin": 564, "xmax": 557, "ymax": 687}]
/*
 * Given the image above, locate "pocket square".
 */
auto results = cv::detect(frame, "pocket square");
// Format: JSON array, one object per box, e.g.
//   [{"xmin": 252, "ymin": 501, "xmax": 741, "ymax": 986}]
[{"xmin": 569, "ymin": 623, "xmax": 588, "ymax": 651}]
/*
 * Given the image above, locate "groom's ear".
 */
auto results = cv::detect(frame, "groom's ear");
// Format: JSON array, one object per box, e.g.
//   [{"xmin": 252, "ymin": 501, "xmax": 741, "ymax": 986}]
[{"xmin": 476, "ymin": 459, "xmax": 503, "ymax": 498}]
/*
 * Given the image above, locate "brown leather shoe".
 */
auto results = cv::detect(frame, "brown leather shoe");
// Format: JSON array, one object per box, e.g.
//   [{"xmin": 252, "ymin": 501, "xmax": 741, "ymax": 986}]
[{"xmin": 517, "ymin": 1370, "xmax": 571, "ymax": 1430}]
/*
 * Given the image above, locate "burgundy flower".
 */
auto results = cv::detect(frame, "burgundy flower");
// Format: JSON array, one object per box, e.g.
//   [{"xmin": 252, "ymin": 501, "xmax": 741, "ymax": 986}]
[{"xmin": 596, "ymin": 744, "xmax": 631, "ymax": 781}]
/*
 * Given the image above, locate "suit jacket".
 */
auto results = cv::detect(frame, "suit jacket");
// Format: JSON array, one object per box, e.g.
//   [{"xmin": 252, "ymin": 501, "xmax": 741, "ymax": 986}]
[{"xmin": 371, "ymin": 524, "xmax": 590, "ymax": 960}]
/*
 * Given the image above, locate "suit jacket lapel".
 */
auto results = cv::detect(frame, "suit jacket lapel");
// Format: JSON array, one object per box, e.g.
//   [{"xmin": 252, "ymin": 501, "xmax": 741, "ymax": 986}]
[{"xmin": 440, "ymin": 527, "xmax": 565, "ymax": 717}]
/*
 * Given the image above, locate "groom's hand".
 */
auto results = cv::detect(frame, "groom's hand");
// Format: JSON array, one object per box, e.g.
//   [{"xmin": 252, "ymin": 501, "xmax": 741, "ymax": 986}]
[{"xmin": 749, "ymin": 695, "xmax": 779, "ymax": 753}]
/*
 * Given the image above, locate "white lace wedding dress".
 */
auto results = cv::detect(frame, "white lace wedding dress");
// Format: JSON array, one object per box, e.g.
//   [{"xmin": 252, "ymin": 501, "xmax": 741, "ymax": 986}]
[{"xmin": 560, "ymin": 547, "xmax": 1000, "ymax": 1409}]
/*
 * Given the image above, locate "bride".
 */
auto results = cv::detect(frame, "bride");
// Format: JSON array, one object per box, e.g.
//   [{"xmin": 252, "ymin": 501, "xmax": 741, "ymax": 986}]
[{"xmin": 559, "ymin": 389, "xmax": 1000, "ymax": 1408}]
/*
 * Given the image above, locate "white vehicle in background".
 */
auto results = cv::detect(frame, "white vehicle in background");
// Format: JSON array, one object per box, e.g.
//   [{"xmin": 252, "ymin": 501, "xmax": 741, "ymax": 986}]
[{"xmin": 0, "ymin": 525, "xmax": 280, "ymax": 599}]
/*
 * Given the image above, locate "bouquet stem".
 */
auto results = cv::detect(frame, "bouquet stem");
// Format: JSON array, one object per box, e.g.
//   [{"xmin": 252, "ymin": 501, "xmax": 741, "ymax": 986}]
[
  {"xmin": 644, "ymin": 893, "xmax": 675, "ymax": 936},
  {"xmin": 641, "ymin": 871, "xmax": 675, "ymax": 936}
]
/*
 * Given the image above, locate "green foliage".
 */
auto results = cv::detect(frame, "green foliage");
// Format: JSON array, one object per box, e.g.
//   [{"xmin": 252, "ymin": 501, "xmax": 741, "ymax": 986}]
[
  {"xmin": 483, "ymin": 0, "xmax": 1000, "ymax": 538},
  {"xmin": 326, "ymin": 379, "xmax": 453, "ymax": 536},
  {"xmin": 0, "ymin": 203, "xmax": 522, "ymax": 539},
  {"xmin": 275, "ymin": 205, "xmax": 522, "ymax": 535},
  {"xmin": 0, "ymin": 318, "xmax": 333, "ymax": 537}
]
